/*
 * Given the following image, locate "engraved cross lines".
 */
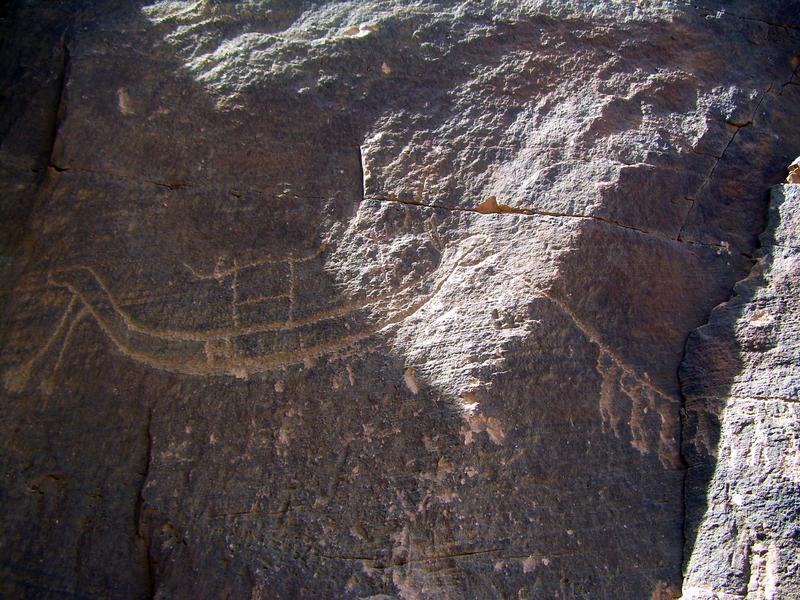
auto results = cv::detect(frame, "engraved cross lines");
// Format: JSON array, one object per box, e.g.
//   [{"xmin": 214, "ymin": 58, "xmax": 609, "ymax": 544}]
[{"xmin": 5, "ymin": 247, "xmax": 459, "ymax": 389}]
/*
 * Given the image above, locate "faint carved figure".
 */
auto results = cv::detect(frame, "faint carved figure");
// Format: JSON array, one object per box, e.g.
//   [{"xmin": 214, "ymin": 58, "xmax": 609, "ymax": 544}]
[{"xmin": 5, "ymin": 244, "xmax": 467, "ymax": 390}]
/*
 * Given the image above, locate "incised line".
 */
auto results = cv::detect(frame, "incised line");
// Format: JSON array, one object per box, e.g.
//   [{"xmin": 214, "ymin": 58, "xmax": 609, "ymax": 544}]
[
  {"xmin": 5, "ymin": 295, "xmax": 81, "ymax": 391},
  {"xmin": 49, "ymin": 265, "xmax": 423, "ymax": 342},
  {"xmin": 542, "ymin": 291, "xmax": 674, "ymax": 401},
  {"xmin": 20, "ymin": 246, "xmax": 473, "ymax": 379},
  {"xmin": 182, "ymin": 247, "xmax": 323, "ymax": 280}
]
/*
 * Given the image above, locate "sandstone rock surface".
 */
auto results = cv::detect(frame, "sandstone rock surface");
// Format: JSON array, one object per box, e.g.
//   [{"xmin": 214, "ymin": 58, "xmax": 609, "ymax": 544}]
[
  {"xmin": 1, "ymin": 1, "xmax": 798, "ymax": 598},
  {"xmin": 681, "ymin": 178, "xmax": 800, "ymax": 600}
]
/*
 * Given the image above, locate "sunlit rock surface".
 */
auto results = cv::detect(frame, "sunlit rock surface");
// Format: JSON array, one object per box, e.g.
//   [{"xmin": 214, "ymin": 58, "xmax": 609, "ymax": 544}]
[
  {"xmin": 681, "ymin": 175, "xmax": 800, "ymax": 600},
  {"xmin": 0, "ymin": 1, "xmax": 798, "ymax": 598}
]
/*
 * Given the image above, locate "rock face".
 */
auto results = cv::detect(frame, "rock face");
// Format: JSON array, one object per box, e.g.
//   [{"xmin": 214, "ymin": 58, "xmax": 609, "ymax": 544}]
[
  {"xmin": 681, "ymin": 176, "xmax": 800, "ymax": 599},
  {"xmin": 0, "ymin": 1, "xmax": 798, "ymax": 598}
]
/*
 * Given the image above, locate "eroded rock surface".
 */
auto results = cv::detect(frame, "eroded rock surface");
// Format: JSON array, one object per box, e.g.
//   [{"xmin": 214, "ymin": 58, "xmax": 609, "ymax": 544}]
[
  {"xmin": 1, "ymin": 1, "xmax": 799, "ymax": 598},
  {"xmin": 681, "ymin": 175, "xmax": 800, "ymax": 600}
]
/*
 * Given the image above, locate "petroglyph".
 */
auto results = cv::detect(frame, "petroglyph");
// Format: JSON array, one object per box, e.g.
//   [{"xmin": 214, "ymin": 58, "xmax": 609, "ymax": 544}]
[
  {"xmin": 5, "ymin": 295, "xmax": 84, "ymax": 392},
  {"xmin": 7, "ymin": 246, "xmax": 471, "ymax": 387},
  {"xmin": 544, "ymin": 293, "xmax": 680, "ymax": 468},
  {"xmin": 181, "ymin": 247, "xmax": 322, "ymax": 281}
]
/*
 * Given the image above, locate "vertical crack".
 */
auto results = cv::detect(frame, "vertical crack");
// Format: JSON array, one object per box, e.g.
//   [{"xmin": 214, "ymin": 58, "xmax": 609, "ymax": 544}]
[
  {"xmin": 357, "ymin": 143, "xmax": 366, "ymax": 203},
  {"xmin": 676, "ymin": 84, "xmax": 773, "ymax": 242},
  {"xmin": 135, "ymin": 405, "xmax": 155, "ymax": 598},
  {"xmin": 677, "ymin": 175, "xmax": 783, "ymax": 587},
  {"xmin": 778, "ymin": 64, "xmax": 800, "ymax": 94},
  {"xmin": 45, "ymin": 28, "xmax": 71, "ymax": 172}
]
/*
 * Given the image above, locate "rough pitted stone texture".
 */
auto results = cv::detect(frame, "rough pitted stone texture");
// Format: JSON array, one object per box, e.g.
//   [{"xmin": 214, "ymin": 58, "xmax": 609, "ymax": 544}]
[
  {"xmin": 0, "ymin": 1, "xmax": 799, "ymax": 598},
  {"xmin": 681, "ymin": 178, "xmax": 800, "ymax": 600}
]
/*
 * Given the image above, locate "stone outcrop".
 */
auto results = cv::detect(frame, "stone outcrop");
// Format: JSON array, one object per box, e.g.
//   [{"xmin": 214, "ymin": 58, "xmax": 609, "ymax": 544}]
[
  {"xmin": 1, "ymin": 1, "xmax": 798, "ymax": 598},
  {"xmin": 681, "ymin": 170, "xmax": 800, "ymax": 600}
]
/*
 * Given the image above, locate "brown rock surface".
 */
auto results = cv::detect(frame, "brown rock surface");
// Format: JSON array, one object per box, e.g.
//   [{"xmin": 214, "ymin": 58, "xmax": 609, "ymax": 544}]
[
  {"xmin": 1, "ymin": 1, "xmax": 798, "ymax": 598},
  {"xmin": 681, "ymin": 176, "xmax": 800, "ymax": 600}
]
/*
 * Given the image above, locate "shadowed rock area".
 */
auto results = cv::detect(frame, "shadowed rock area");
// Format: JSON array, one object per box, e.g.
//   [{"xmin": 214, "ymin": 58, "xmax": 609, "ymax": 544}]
[
  {"xmin": 681, "ymin": 173, "xmax": 800, "ymax": 600},
  {"xmin": 0, "ymin": 1, "xmax": 798, "ymax": 598}
]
